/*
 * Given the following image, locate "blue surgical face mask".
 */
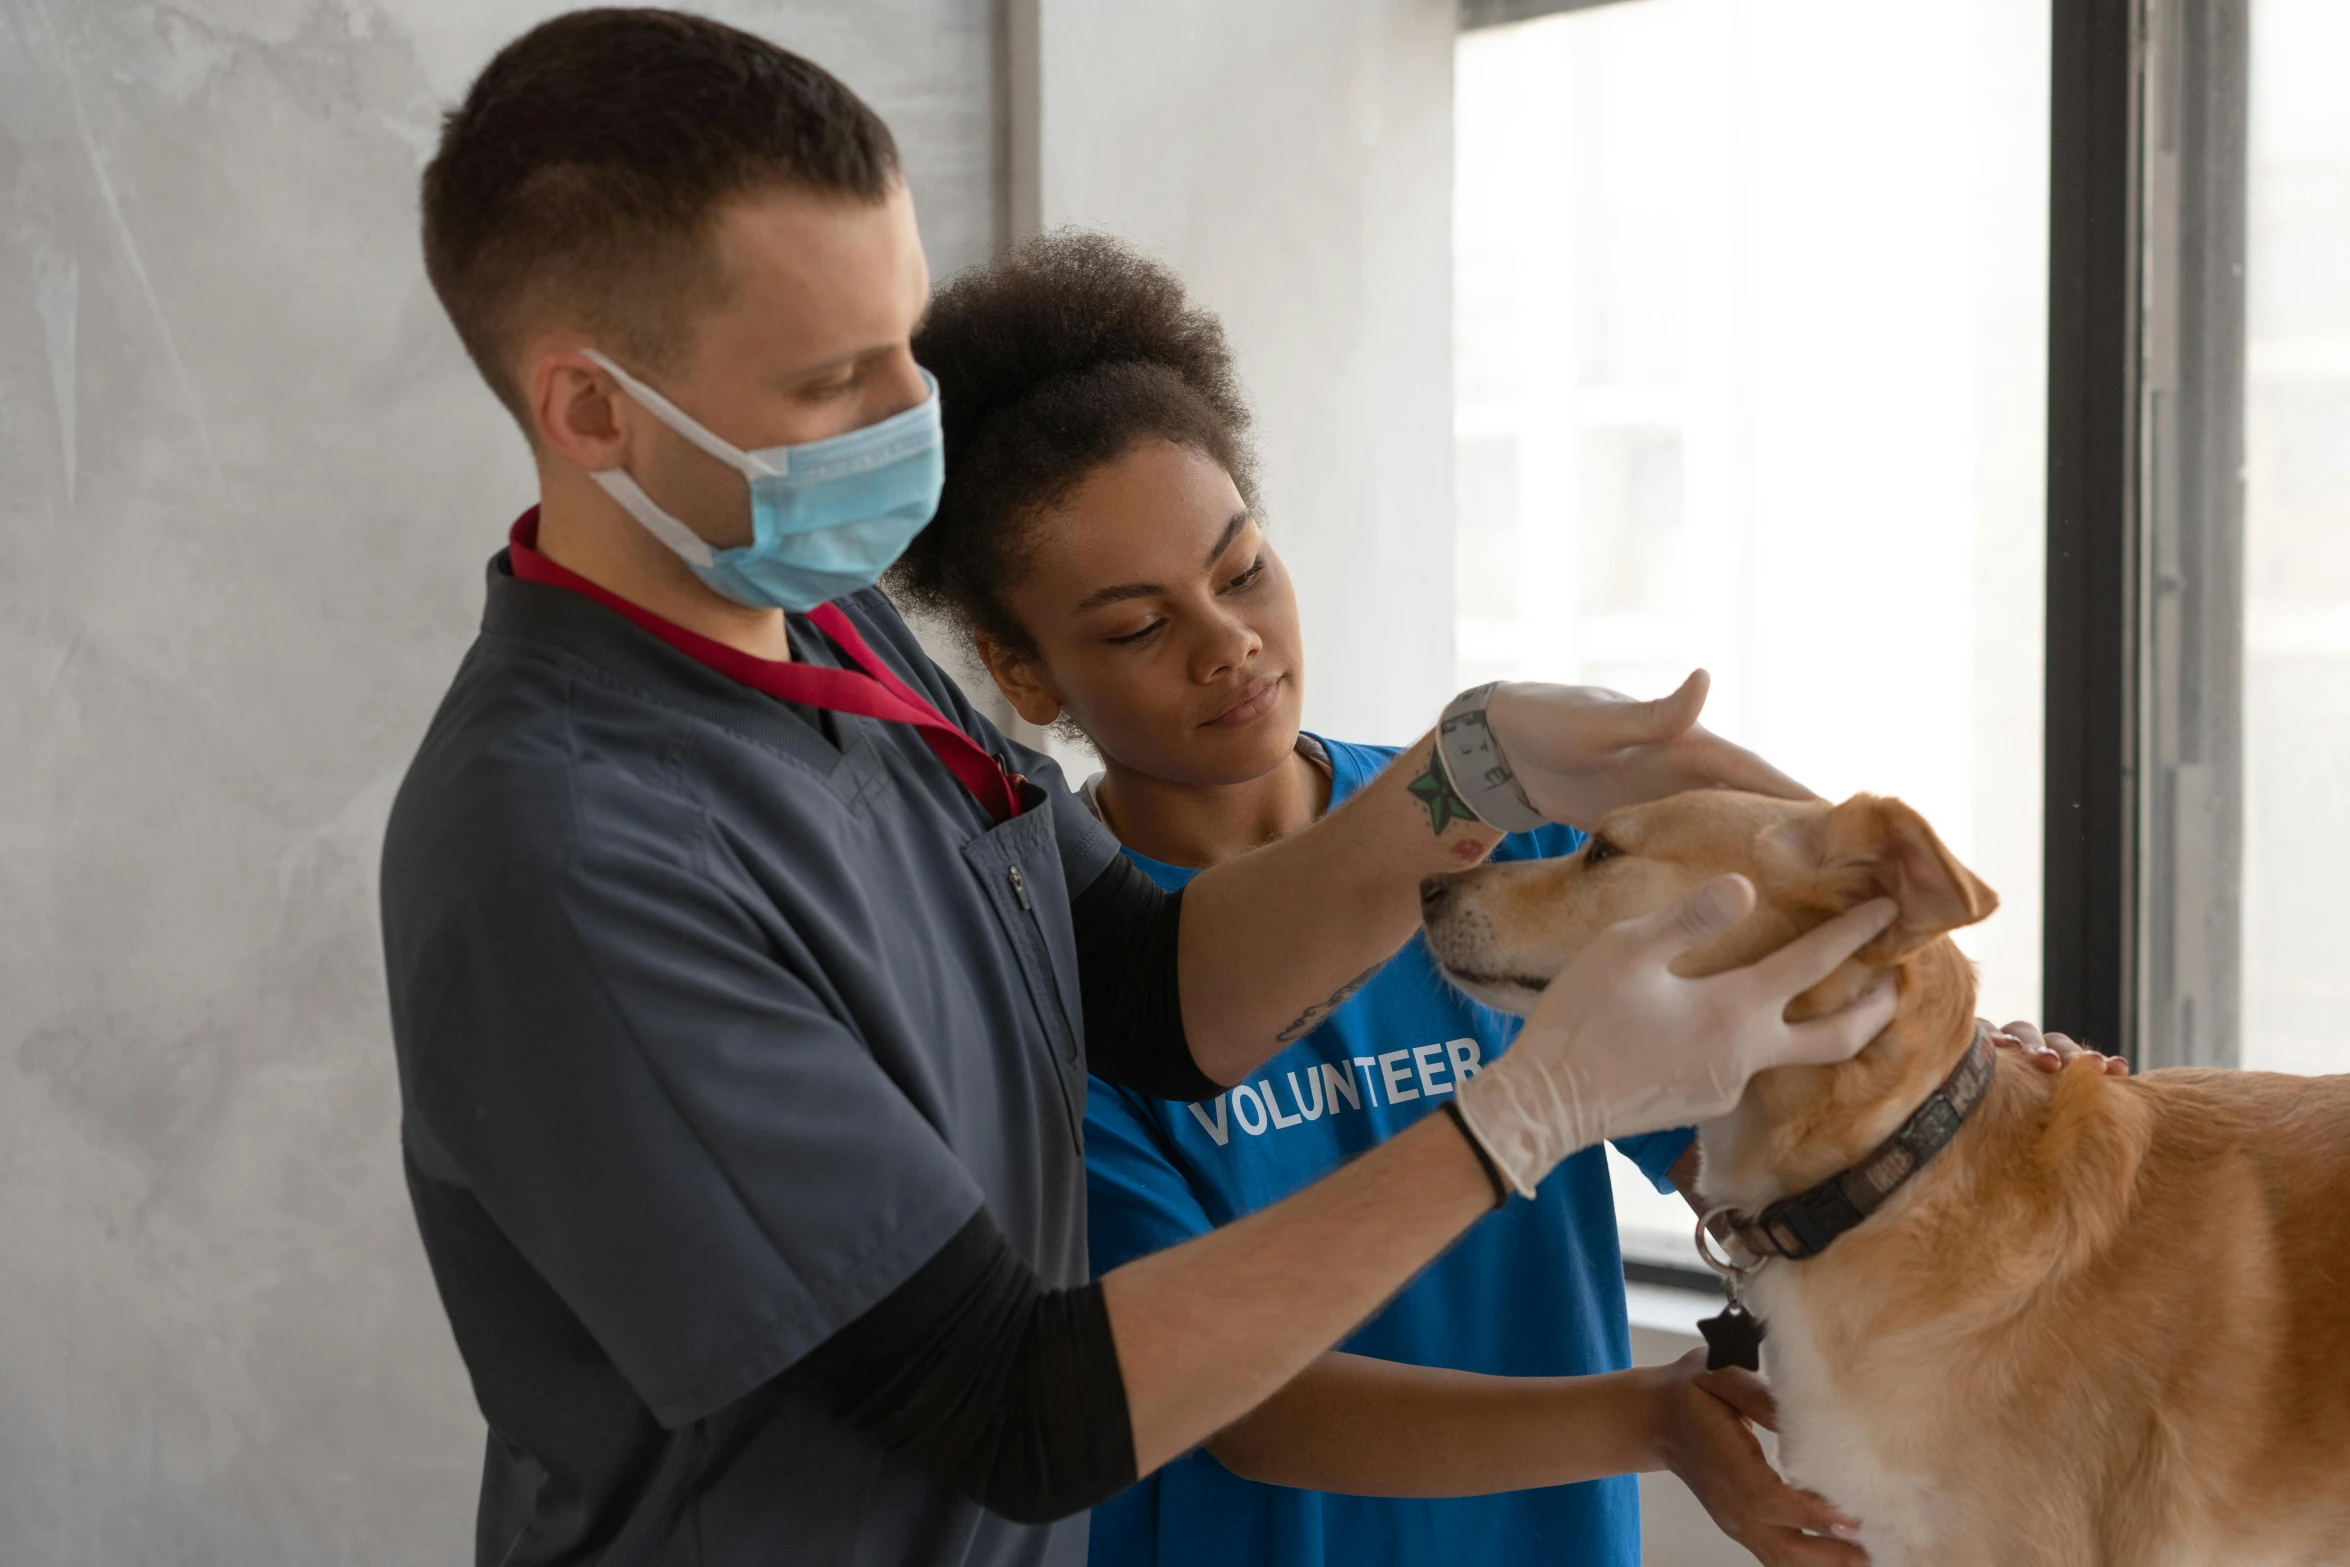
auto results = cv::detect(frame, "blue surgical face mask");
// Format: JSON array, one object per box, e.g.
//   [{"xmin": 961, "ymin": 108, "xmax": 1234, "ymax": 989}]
[{"xmin": 581, "ymin": 348, "xmax": 945, "ymax": 612}]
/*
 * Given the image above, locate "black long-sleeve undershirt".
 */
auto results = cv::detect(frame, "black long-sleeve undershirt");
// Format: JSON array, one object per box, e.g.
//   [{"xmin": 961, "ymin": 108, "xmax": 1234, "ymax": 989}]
[
  {"xmin": 785, "ymin": 853, "xmax": 1216, "ymax": 1522},
  {"xmin": 787, "ymin": 1208, "xmax": 1134, "ymax": 1524},
  {"xmin": 1069, "ymin": 852, "xmax": 1221, "ymax": 1102}
]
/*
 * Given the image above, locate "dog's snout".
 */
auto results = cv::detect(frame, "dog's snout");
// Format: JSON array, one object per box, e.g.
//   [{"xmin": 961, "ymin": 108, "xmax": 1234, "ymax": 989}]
[{"xmin": 1419, "ymin": 875, "xmax": 1454, "ymax": 915}]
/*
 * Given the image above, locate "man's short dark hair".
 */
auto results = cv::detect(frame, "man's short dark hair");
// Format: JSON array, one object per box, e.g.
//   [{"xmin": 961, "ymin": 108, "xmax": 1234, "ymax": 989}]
[{"xmin": 421, "ymin": 8, "xmax": 900, "ymax": 425}]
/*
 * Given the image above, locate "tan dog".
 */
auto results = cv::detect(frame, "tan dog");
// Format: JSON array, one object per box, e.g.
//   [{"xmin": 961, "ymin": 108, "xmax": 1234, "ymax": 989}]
[{"xmin": 1420, "ymin": 790, "xmax": 2350, "ymax": 1567}]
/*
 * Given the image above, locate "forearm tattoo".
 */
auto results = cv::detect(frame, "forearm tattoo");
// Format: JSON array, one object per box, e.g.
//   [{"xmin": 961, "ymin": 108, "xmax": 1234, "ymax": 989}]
[
  {"xmin": 1275, "ymin": 962, "xmax": 1383, "ymax": 1043},
  {"xmin": 1406, "ymin": 748, "xmax": 1478, "ymax": 836}
]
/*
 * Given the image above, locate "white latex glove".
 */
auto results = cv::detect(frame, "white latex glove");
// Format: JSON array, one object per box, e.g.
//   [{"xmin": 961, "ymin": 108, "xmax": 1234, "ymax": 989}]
[
  {"xmin": 1454, "ymin": 876, "xmax": 1901, "ymax": 1197},
  {"xmin": 1486, "ymin": 672, "xmax": 1812, "ymax": 831}
]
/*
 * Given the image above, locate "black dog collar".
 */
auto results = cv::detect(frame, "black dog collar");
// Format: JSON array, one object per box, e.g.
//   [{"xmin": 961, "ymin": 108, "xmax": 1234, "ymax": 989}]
[{"xmin": 1723, "ymin": 1025, "xmax": 1998, "ymax": 1262}]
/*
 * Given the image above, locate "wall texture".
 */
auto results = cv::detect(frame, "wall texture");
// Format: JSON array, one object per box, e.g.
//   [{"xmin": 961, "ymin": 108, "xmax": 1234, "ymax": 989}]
[
  {"xmin": 1, "ymin": 0, "xmax": 1460, "ymax": 1558},
  {"xmin": 0, "ymin": 3, "xmax": 997, "ymax": 1561},
  {"xmin": 1022, "ymin": 0, "xmax": 1458, "ymax": 748}
]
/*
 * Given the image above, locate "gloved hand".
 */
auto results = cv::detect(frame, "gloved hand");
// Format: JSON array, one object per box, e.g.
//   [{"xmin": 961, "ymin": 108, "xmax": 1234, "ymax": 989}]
[
  {"xmin": 1485, "ymin": 672, "xmax": 1811, "ymax": 831},
  {"xmin": 1454, "ymin": 876, "xmax": 1900, "ymax": 1197}
]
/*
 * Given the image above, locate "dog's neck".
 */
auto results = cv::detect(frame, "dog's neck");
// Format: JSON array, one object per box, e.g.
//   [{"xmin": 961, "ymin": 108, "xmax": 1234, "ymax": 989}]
[
  {"xmin": 1701, "ymin": 946, "xmax": 2155, "ymax": 1347},
  {"xmin": 1697, "ymin": 937, "xmax": 1986, "ymax": 1213}
]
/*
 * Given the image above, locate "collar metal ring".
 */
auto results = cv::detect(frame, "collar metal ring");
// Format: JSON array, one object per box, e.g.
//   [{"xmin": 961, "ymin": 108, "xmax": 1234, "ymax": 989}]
[{"xmin": 1695, "ymin": 1205, "xmax": 1765, "ymax": 1283}]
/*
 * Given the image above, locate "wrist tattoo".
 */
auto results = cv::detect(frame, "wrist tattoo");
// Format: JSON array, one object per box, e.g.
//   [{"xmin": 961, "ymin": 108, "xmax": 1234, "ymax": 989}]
[
  {"xmin": 1406, "ymin": 748, "xmax": 1478, "ymax": 837},
  {"xmin": 1275, "ymin": 962, "xmax": 1382, "ymax": 1043}
]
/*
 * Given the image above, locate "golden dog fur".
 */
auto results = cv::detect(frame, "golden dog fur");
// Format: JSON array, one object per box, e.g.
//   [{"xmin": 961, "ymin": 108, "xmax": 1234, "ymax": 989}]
[{"xmin": 1420, "ymin": 789, "xmax": 2350, "ymax": 1566}]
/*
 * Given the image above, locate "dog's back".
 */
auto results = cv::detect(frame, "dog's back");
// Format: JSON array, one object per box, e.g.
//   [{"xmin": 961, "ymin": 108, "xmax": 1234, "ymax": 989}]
[
  {"xmin": 2104, "ymin": 1069, "xmax": 2350, "ymax": 1557},
  {"xmin": 1753, "ymin": 1052, "xmax": 2350, "ymax": 1567}
]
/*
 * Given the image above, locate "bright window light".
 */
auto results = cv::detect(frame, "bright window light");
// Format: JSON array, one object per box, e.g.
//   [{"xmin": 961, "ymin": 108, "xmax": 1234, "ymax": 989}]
[
  {"xmin": 2242, "ymin": 0, "xmax": 2350, "ymax": 1076},
  {"xmin": 1455, "ymin": 0, "xmax": 2050, "ymax": 1257}
]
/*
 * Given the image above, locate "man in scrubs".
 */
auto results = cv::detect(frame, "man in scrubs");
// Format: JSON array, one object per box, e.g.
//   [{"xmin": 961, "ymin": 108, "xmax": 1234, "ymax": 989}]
[{"xmin": 379, "ymin": 13, "xmax": 1899, "ymax": 1566}]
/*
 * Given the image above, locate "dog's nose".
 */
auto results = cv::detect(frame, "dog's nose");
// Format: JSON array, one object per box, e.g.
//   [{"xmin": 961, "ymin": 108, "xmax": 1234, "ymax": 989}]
[{"xmin": 1419, "ymin": 875, "xmax": 1453, "ymax": 915}]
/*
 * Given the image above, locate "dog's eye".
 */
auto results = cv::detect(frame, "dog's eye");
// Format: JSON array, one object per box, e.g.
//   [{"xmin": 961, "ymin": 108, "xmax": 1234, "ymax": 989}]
[{"xmin": 1584, "ymin": 836, "xmax": 1622, "ymax": 865}]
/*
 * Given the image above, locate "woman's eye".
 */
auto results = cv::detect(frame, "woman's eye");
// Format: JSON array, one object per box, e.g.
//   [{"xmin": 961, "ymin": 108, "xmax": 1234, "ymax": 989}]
[
  {"xmin": 1584, "ymin": 837, "xmax": 1622, "ymax": 865},
  {"xmin": 1224, "ymin": 558, "xmax": 1267, "ymax": 592},
  {"xmin": 1106, "ymin": 620, "xmax": 1164, "ymax": 647}
]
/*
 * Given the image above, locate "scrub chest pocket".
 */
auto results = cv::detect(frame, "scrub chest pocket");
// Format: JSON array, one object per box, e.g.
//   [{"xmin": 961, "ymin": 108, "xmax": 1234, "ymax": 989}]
[{"xmin": 963, "ymin": 780, "xmax": 1089, "ymax": 1153}]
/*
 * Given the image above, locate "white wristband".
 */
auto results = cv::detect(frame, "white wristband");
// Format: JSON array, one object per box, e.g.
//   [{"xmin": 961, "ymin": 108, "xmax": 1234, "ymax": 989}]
[{"xmin": 1436, "ymin": 683, "xmax": 1546, "ymax": 833}]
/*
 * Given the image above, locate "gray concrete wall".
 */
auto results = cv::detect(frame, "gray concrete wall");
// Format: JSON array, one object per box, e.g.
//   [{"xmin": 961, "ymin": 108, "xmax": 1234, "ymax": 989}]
[
  {"xmin": 0, "ymin": 3, "xmax": 998, "ymax": 1561},
  {"xmin": 1018, "ymin": 0, "xmax": 1459, "ymax": 749},
  {"xmin": 1, "ymin": 0, "xmax": 1466, "ymax": 1557}
]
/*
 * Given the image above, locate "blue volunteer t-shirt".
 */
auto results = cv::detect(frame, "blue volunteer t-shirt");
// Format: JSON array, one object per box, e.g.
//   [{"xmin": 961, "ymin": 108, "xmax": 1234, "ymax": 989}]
[{"xmin": 1084, "ymin": 736, "xmax": 1692, "ymax": 1567}]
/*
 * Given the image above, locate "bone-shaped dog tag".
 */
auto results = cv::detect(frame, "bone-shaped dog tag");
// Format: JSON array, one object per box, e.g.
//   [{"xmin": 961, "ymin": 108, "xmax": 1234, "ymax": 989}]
[{"xmin": 1698, "ymin": 1300, "xmax": 1766, "ymax": 1372}]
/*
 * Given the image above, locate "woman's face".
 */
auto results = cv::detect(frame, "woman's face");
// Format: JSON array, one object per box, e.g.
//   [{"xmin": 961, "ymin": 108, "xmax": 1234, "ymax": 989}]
[{"xmin": 988, "ymin": 439, "xmax": 1306, "ymax": 788}]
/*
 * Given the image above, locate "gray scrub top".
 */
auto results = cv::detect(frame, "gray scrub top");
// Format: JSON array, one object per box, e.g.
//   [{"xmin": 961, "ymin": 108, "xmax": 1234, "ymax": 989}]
[{"xmin": 380, "ymin": 552, "xmax": 1120, "ymax": 1567}]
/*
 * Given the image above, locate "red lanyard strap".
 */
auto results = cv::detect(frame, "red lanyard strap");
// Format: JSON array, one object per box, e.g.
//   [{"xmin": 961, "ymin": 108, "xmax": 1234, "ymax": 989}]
[
  {"xmin": 507, "ymin": 512, "xmax": 1024, "ymax": 825},
  {"xmin": 798, "ymin": 603, "xmax": 1027, "ymax": 824}
]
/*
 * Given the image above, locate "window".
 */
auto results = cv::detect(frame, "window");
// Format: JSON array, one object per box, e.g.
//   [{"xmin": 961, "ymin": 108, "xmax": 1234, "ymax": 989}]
[
  {"xmin": 1455, "ymin": 0, "xmax": 2050, "ymax": 1261},
  {"xmin": 2241, "ymin": 0, "xmax": 2350, "ymax": 1076}
]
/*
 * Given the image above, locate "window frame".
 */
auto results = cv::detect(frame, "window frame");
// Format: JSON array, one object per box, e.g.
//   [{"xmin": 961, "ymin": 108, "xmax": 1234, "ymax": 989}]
[
  {"xmin": 2045, "ymin": 0, "xmax": 2250, "ymax": 1070},
  {"xmin": 1458, "ymin": 0, "xmax": 1639, "ymax": 30},
  {"xmin": 1461, "ymin": 0, "xmax": 2258, "ymax": 1071}
]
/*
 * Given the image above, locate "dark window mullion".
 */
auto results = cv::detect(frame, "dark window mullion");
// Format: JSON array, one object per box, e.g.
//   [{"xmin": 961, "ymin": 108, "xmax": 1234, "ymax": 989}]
[{"xmin": 2044, "ymin": 0, "xmax": 2145, "ymax": 1059}]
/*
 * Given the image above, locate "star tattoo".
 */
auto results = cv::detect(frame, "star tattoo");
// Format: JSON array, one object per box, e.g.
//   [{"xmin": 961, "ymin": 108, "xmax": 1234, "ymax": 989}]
[{"xmin": 1407, "ymin": 750, "xmax": 1478, "ymax": 836}]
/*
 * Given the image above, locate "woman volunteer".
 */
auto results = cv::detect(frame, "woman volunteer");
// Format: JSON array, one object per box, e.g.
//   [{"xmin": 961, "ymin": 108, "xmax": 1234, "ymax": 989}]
[
  {"xmin": 381, "ymin": 14, "xmax": 1905, "ymax": 1567},
  {"xmin": 895, "ymin": 234, "xmax": 1865, "ymax": 1567}
]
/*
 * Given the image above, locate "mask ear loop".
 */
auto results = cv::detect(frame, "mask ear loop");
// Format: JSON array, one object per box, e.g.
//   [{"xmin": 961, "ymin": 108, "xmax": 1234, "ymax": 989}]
[
  {"xmin": 587, "ymin": 467, "xmax": 720, "ymax": 570},
  {"xmin": 580, "ymin": 349, "xmax": 785, "ymax": 479}
]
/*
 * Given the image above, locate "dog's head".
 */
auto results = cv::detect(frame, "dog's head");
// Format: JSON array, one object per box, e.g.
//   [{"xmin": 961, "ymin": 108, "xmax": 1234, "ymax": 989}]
[{"xmin": 1421, "ymin": 789, "xmax": 1998, "ymax": 1201}]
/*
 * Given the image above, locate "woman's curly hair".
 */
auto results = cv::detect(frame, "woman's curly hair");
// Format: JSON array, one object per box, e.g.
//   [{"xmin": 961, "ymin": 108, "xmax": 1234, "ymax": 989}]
[{"xmin": 890, "ymin": 230, "xmax": 1260, "ymax": 657}]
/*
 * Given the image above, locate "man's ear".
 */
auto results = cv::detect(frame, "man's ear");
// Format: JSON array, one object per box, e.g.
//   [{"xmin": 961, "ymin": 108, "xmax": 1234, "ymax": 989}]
[
  {"xmin": 973, "ymin": 632, "xmax": 1063, "ymax": 728},
  {"xmin": 528, "ymin": 344, "xmax": 630, "ymax": 472},
  {"xmin": 1782, "ymin": 794, "xmax": 1999, "ymax": 960}
]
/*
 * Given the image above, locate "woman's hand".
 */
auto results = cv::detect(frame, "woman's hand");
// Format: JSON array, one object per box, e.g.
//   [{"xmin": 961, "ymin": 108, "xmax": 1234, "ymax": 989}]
[
  {"xmin": 1650, "ymin": 1349, "xmax": 1867, "ymax": 1567},
  {"xmin": 1989, "ymin": 1018, "xmax": 2130, "ymax": 1076},
  {"xmin": 1485, "ymin": 671, "xmax": 1813, "ymax": 829}
]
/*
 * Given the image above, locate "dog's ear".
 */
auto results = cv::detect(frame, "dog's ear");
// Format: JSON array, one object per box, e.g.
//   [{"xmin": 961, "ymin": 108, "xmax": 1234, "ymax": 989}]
[{"xmin": 1767, "ymin": 794, "xmax": 1998, "ymax": 961}]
